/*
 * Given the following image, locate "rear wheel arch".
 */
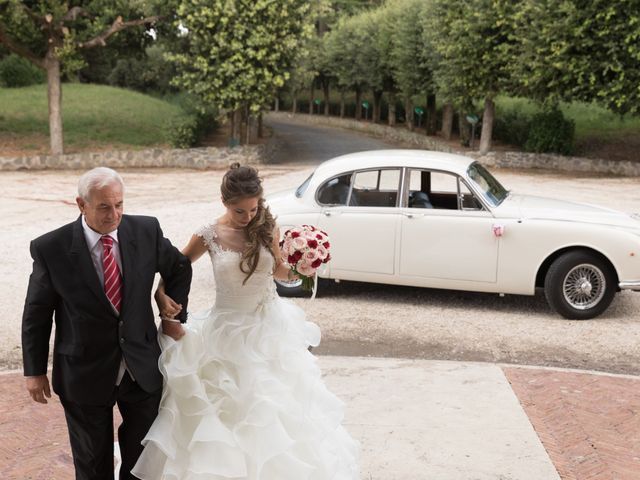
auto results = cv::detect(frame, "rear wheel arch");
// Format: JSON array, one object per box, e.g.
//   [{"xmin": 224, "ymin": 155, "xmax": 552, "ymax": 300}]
[{"xmin": 535, "ymin": 246, "xmax": 619, "ymax": 289}]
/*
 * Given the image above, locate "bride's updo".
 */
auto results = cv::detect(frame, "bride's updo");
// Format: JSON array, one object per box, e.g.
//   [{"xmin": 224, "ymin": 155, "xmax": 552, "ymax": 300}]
[{"xmin": 221, "ymin": 163, "xmax": 277, "ymax": 284}]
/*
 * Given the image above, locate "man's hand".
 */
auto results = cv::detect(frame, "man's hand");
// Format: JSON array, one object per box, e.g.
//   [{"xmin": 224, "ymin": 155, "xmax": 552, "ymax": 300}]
[
  {"xmin": 161, "ymin": 319, "xmax": 185, "ymax": 340},
  {"xmin": 26, "ymin": 375, "xmax": 51, "ymax": 404}
]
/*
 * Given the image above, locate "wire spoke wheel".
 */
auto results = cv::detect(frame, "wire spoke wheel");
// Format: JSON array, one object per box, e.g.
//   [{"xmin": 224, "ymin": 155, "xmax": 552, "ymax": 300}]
[{"xmin": 562, "ymin": 263, "xmax": 606, "ymax": 310}]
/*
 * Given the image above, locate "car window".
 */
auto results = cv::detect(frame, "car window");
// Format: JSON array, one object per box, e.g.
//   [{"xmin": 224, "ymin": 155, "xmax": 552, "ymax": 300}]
[
  {"xmin": 295, "ymin": 173, "xmax": 314, "ymax": 198},
  {"xmin": 350, "ymin": 169, "xmax": 401, "ymax": 207},
  {"xmin": 407, "ymin": 169, "xmax": 483, "ymax": 210},
  {"xmin": 316, "ymin": 173, "xmax": 353, "ymax": 206}
]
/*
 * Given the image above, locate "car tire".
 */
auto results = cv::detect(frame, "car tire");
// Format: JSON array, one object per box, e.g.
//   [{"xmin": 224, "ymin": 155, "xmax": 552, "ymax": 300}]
[
  {"xmin": 544, "ymin": 250, "xmax": 616, "ymax": 320},
  {"xmin": 274, "ymin": 278, "xmax": 310, "ymax": 297}
]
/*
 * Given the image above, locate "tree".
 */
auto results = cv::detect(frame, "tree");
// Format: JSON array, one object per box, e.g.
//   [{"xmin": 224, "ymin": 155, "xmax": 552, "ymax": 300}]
[
  {"xmin": 168, "ymin": 0, "xmax": 314, "ymax": 144},
  {"xmin": 388, "ymin": 0, "xmax": 436, "ymax": 133},
  {"xmin": 510, "ymin": 0, "xmax": 640, "ymax": 115},
  {"xmin": 426, "ymin": 0, "xmax": 516, "ymax": 152},
  {"xmin": 0, "ymin": 0, "xmax": 164, "ymax": 154}
]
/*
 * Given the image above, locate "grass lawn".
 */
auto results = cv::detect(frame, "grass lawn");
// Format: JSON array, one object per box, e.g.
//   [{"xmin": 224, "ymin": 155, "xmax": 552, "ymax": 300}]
[{"xmin": 0, "ymin": 83, "xmax": 185, "ymax": 155}]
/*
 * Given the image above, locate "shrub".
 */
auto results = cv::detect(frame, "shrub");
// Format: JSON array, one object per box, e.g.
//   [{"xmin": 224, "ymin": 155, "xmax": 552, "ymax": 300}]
[
  {"xmin": 0, "ymin": 54, "xmax": 46, "ymax": 87},
  {"xmin": 524, "ymin": 107, "xmax": 575, "ymax": 155},
  {"xmin": 493, "ymin": 110, "xmax": 532, "ymax": 147},
  {"xmin": 167, "ymin": 108, "xmax": 218, "ymax": 148}
]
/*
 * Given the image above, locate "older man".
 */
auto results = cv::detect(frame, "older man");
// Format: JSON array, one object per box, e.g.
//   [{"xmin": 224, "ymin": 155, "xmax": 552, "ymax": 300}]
[{"xmin": 22, "ymin": 167, "xmax": 192, "ymax": 480}]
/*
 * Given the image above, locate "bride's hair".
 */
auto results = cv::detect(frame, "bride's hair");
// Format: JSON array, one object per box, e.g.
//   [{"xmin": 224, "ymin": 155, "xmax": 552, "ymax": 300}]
[{"xmin": 221, "ymin": 163, "xmax": 276, "ymax": 284}]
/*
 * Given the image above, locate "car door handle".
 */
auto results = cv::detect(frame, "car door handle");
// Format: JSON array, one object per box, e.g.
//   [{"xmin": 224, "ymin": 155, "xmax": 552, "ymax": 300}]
[{"xmin": 402, "ymin": 212, "xmax": 423, "ymax": 218}]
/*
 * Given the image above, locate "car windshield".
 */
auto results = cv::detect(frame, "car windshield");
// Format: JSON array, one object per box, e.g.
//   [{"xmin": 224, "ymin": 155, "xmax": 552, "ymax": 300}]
[
  {"xmin": 295, "ymin": 172, "xmax": 314, "ymax": 198},
  {"xmin": 467, "ymin": 162, "xmax": 509, "ymax": 206}
]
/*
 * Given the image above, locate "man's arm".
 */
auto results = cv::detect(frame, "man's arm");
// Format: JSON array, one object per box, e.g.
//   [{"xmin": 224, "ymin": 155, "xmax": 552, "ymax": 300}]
[
  {"xmin": 155, "ymin": 221, "xmax": 192, "ymax": 323},
  {"xmin": 22, "ymin": 240, "xmax": 57, "ymax": 403}
]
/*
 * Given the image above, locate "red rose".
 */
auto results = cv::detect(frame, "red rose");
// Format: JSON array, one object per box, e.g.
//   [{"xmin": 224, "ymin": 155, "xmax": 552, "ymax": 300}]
[
  {"xmin": 316, "ymin": 234, "xmax": 323, "ymax": 240},
  {"xmin": 307, "ymin": 239, "xmax": 318, "ymax": 249},
  {"xmin": 323, "ymin": 241, "xmax": 330, "ymax": 249},
  {"xmin": 287, "ymin": 255, "xmax": 298, "ymax": 265},
  {"xmin": 311, "ymin": 259, "xmax": 322, "ymax": 268},
  {"xmin": 293, "ymin": 250, "xmax": 303, "ymax": 261},
  {"xmin": 291, "ymin": 231, "xmax": 300, "ymax": 238}
]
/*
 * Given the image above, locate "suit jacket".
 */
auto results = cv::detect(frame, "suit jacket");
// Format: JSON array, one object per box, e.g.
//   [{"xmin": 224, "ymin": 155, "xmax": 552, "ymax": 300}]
[{"xmin": 21, "ymin": 214, "xmax": 192, "ymax": 405}]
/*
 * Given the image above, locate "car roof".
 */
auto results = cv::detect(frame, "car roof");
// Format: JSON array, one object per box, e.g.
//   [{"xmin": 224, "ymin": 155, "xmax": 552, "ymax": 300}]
[{"xmin": 314, "ymin": 150, "xmax": 475, "ymax": 179}]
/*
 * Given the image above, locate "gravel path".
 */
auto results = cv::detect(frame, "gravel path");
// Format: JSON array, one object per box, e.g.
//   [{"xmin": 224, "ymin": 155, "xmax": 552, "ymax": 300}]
[{"xmin": 2, "ymin": 165, "xmax": 639, "ymax": 374}]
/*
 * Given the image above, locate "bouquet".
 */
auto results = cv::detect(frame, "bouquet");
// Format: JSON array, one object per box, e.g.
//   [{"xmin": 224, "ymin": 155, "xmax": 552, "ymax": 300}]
[{"xmin": 280, "ymin": 225, "xmax": 331, "ymax": 293}]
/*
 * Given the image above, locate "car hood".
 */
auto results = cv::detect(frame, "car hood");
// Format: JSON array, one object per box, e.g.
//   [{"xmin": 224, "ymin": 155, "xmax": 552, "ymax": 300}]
[
  {"xmin": 265, "ymin": 190, "xmax": 304, "ymax": 215},
  {"xmin": 498, "ymin": 193, "xmax": 640, "ymax": 229}
]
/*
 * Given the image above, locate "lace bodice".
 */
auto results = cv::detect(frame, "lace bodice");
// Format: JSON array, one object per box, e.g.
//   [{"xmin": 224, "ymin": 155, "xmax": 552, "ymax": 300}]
[{"xmin": 195, "ymin": 221, "xmax": 277, "ymax": 310}]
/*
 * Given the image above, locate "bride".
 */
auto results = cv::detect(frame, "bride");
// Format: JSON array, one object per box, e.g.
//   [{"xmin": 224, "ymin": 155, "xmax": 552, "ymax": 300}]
[{"xmin": 131, "ymin": 163, "xmax": 359, "ymax": 479}]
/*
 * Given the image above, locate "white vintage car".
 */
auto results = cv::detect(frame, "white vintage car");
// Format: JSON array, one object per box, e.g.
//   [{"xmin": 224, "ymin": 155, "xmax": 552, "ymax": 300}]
[{"xmin": 266, "ymin": 150, "xmax": 640, "ymax": 319}]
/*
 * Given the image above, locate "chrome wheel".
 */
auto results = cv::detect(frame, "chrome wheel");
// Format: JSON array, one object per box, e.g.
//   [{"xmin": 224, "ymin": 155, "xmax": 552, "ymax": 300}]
[{"xmin": 562, "ymin": 263, "xmax": 606, "ymax": 310}]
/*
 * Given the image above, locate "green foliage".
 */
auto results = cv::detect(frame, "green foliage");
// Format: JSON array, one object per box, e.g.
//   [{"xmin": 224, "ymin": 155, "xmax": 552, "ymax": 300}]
[
  {"xmin": 426, "ymin": 0, "xmax": 516, "ymax": 106},
  {"xmin": 0, "ymin": 54, "xmax": 45, "ymax": 87},
  {"xmin": 492, "ymin": 109, "xmax": 532, "ymax": 147},
  {"xmin": 387, "ymin": 0, "xmax": 434, "ymax": 99},
  {"xmin": 108, "ymin": 44, "xmax": 176, "ymax": 94},
  {"xmin": 166, "ymin": 96, "xmax": 218, "ymax": 148},
  {"xmin": 168, "ymin": 0, "xmax": 314, "ymax": 115},
  {"xmin": 524, "ymin": 107, "xmax": 575, "ymax": 155},
  {"xmin": 509, "ymin": 0, "xmax": 640, "ymax": 115}
]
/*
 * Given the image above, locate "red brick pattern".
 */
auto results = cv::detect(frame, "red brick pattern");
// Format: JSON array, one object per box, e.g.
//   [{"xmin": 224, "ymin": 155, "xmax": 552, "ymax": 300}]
[
  {"xmin": 504, "ymin": 367, "xmax": 640, "ymax": 480},
  {"xmin": 0, "ymin": 372, "xmax": 120, "ymax": 480}
]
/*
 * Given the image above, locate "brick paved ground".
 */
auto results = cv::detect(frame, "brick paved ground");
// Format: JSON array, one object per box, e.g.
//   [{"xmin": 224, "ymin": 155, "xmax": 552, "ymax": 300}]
[
  {"xmin": 0, "ymin": 371, "xmax": 121, "ymax": 480},
  {"xmin": 2, "ymin": 366, "xmax": 639, "ymax": 480},
  {"xmin": 505, "ymin": 367, "xmax": 640, "ymax": 480}
]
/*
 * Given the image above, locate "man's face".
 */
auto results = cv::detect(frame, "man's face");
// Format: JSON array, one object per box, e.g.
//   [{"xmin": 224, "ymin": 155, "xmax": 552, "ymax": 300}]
[{"xmin": 76, "ymin": 183, "xmax": 124, "ymax": 234}]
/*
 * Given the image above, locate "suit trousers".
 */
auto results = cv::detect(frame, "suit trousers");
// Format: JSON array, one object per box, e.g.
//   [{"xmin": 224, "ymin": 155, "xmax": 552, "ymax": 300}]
[{"xmin": 60, "ymin": 372, "xmax": 161, "ymax": 480}]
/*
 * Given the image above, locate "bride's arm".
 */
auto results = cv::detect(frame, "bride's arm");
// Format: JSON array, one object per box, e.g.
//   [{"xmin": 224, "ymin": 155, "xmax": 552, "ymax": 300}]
[
  {"xmin": 271, "ymin": 227, "xmax": 298, "ymax": 281},
  {"xmin": 156, "ymin": 234, "xmax": 209, "ymax": 320}
]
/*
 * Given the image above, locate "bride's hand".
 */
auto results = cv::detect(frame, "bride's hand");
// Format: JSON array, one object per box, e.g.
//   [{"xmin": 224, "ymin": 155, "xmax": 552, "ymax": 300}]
[
  {"xmin": 161, "ymin": 318, "xmax": 185, "ymax": 340},
  {"xmin": 155, "ymin": 291, "xmax": 182, "ymax": 320}
]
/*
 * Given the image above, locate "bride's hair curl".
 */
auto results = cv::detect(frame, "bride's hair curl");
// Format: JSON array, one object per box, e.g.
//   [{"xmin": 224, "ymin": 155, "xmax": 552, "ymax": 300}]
[{"xmin": 221, "ymin": 163, "xmax": 276, "ymax": 284}]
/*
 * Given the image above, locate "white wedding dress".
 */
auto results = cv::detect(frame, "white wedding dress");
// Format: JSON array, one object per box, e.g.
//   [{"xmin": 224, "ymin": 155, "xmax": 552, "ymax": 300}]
[{"xmin": 131, "ymin": 221, "xmax": 359, "ymax": 480}]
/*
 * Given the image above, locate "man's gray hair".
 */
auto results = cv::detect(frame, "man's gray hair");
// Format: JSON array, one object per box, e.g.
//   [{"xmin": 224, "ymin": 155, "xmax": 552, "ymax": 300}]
[{"xmin": 78, "ymin": 167, "xmax": 124, "ymax": 201}]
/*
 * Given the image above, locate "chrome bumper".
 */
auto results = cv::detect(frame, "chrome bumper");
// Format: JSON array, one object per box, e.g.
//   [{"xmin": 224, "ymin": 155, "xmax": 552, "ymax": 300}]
[{"xmin": 619, "ymin": 281, "xmax": 640, "ymax": 291}]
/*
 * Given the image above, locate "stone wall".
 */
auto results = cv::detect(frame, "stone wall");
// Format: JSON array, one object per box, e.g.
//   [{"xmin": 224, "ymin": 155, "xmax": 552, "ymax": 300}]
[
  {"xmin": 269, "ymin": 112, "xmax": 640, "ymax": 176},
  {"xmin": 0, "ymin": 141, "xmax": 279, "ymax": 171}
]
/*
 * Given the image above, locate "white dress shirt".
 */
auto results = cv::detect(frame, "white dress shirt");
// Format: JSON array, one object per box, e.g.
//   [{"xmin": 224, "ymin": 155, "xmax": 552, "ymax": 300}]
[{"xmin": 81, "ymin": 216, "xmax": 132, "ymax": 385}]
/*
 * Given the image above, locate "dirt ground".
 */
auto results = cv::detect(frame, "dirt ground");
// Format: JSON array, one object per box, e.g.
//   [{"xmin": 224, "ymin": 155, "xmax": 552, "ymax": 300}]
[{"xmin": 2, "ymin": 165, "xmax": 639, "ymax": 374}]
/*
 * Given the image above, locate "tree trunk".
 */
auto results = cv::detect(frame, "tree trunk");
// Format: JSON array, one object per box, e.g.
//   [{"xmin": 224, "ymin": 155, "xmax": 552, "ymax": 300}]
[
  {"xmin": 292, "ymin": 96, "xmax": 298, "ymax": 114},
  {"xmin": 309, "ymin": 84, "xmax": 315, "ymax": 114},
  {"xmin": 425, "ymin": 93, "xmax": 437, "ymax": 135},
  {"xmin": 340, "ymin": 91, "xmax": 346, "ymax": 118},
  {"xmin": 323, "ymin": 83, "xmax": 330, "ymax": 115},
  {"xmin": 388, "ymin": 92, "xmax": 396, "ymax": 126},
  {"xmin": 230, "ymin": 109, "xmax": 242, "ymax": 147},
  {"xmin": 458, "ymin": 109, "xmax": 470, "ymax": 147},
  {"xmin": 258, "ymin": 113, "xmax": 264, "ymax": 138},
  {"xmin": 274, "ymin": 97, "xmax": 280, "ymax": 112},
  {"xmin": 355, "ymin": 89, "xmax": 362, "ymax": 120},
  {"xmin": 45, "ymin": 52, "xmax": 64, "ymax": 155},
  {"xmin": 441, "ymin": 102, "xmax": 454, "ymax": 140},
  {"xmin": 479, "ymin": 97, "xmax": 495, "ymax": 154},
  {"xmin": 373, "ymin": 90, "xmax": 383, "ymax": 124},
  {"xmin": 405, "ymin": 98, "xmax": 414, "ymax": 131}
]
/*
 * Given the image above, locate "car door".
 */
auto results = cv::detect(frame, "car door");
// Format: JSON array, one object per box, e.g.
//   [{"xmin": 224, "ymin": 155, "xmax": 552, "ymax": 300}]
[
  {"xmin": 316, "ymin": 168, "xmax": 401, "ymax": 277},
  {"xmin": 399, "ymin": 169, "xmax": 499, "ymax": 283}
]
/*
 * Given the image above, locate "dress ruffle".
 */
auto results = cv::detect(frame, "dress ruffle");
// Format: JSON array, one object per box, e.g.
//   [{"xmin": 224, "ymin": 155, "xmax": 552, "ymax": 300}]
[{"xmin": 131, "ymin": 297, "xmax": 359, "ymax": 480}]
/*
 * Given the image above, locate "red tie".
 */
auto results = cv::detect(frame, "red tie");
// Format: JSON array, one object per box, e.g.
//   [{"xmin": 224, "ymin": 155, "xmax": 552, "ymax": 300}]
[{"xmin": 101, "ymin": 235, "xmax": 122, "ymax": 313}]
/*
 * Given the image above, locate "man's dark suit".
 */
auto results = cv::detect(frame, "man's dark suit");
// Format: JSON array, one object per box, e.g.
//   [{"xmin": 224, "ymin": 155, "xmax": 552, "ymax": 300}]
[{"xmin": 22, "ymin": 214, "xmax": 192, "ymax": 479}]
